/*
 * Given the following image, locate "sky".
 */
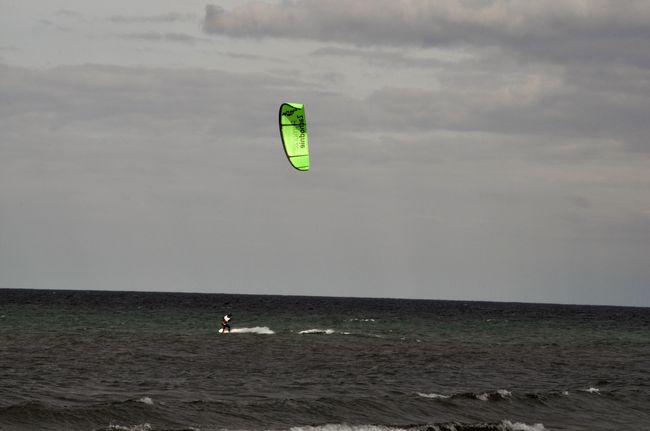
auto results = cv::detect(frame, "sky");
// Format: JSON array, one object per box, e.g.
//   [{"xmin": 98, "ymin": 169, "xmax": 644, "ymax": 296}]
[{"xmin": 1, "ymin": 0, "xmax": 649, "ymax": 306}]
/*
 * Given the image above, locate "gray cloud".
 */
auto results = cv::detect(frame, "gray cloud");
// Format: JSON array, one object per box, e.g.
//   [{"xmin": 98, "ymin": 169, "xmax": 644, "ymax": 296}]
[
  {"xmin": 120, "ymin": 32, "xmax": 206, "ymax": 45},
  {"xmin": 200, "ymin": 0, "xmax": 650, "ymax": 154},
  {"xmin": 54, "ymin": 9, "xmax": 84, "ymax": 18},
  {"xmin": 109, "ymin": 12, "xmax": 197, "ymax": 23},
  {"xmin": 321, "ymin": 61, "xmax": 649, "ymax": 155},
  {"xmin": 0, "ymin": 64, "xmax": 306, "ymax": 140},
  {"xmin": 203, "ymin": 1, "xmax": 650, "ymax": 65},
  {"xmin": 38, "ymin": 19, "xmax": 67, "ymax": 31},
  {"xmin": 310, "ymin": 46, "xmax": 451, "ymax": 69}
]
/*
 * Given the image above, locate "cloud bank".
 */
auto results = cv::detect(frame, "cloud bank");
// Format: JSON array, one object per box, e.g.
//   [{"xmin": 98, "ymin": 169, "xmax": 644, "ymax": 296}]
[
  {"xmin": 202, "ymin": 0, "xmax": 650, "ymax": 151},
  {"xmin": 203, "ymin": 0, "xmax": 650, "ymax": 64}
]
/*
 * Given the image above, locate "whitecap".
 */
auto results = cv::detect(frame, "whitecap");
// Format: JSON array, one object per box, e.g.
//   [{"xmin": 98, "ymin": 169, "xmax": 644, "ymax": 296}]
[
  {"xmin": 290, "ymin": 425, "xmax": 406, "ymax": 431},
  {"xmin": 298, "ymin": 329, "xmax": 335, "ymax": 334},
  {"xmin": 227, "ymin": 326, "xmax": 274, "ymax": 334},
  {"xmin": 136, "ymin": 397, "xmax": 153, "ymax": 405},
  {"xmin": 581, "ymin": 387, "xmax": 600, "ymax": 394},
  {"xmin": 497, "ymin": 389, "xmax": 512, "ymax": 398},
  {"xmin": 417, "ymin": 392, "xmax": 450, "ymax": 399},
  {"xmin": 500, "ymin": 419, "xmax": 546, "ymax": 430},
  {"xmin": 476, "ymin": 389, "xmax": 512, "ymax": 401},
  {"xmin": 107, "ymin": 424, "xmax": 152, "ymax": 431}
]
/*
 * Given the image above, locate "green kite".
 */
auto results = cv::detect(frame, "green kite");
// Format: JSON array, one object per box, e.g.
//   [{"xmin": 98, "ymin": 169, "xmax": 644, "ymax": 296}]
[{"xmin": 279, "ymin": 103, "xmax": 309, "ymax": 171}]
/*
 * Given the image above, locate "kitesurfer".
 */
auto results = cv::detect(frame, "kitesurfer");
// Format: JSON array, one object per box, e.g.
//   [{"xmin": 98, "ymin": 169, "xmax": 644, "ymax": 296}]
[{"xmin": 220, "ymin": 313, "xmax": 232, "ymax": 333}]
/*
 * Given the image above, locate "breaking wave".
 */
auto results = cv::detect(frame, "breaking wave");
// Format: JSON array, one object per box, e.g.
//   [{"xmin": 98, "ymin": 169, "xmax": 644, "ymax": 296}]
[
  {"xmin": 289, "ymin": 420, "xmax": 545, "ymax": 431},
  {"xmin": 418, "ymin": 390, "xmax": 512, "ymax": 402}
]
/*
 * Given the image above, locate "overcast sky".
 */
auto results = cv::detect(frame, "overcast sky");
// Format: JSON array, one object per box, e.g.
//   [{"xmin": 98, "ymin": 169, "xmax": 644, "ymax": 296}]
[{"xmin": 1, "ymin": 0, "xmax": 649, "ymax": 306}]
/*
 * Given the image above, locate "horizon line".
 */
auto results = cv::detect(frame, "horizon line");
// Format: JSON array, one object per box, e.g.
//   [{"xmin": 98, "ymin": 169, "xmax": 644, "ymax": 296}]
[{"xmin": 1, "ymin": 286, "xmax": 647, "ymax": 310}]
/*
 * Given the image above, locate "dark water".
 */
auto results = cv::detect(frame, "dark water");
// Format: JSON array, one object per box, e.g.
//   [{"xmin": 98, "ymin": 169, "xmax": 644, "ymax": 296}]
[{"xmin": 1, "ymin": 289, "xmax": 649, "ymax": 431}]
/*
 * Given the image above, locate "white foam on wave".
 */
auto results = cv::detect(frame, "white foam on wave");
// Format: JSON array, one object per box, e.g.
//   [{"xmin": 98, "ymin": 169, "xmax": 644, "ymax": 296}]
[
  {"xmin": 497, "ymin": 389, "xmax": 512, "ymax": 398},
  {"xmin": 289, "ymin": 423, "xmax": 544, "ymax": 431},
  {"xmin": 290, "ymin": 425, "xmax": 406, "ymax": 431},
  {"xmin": 477, "ymin": 389, "xmax": 512, "ymax": 401},
  {"xmin": 136, "ymin": 396, "xmax": 153, "ymax": 405},
  {"xmin": 298, "ymin": 329, "xmax": 336, "ymax": 334},
  {"xmin": 417, "ymin": 392, "xmax": 450, "ymax": 399},
  {"xmin": 500, "ymin": 420, "xmax": 546, "ymax": 431},
  {"xmin": 229, "ymin": 326, "xmax": 275, "ymax": 334},
  {"xmin": 107, "ymin": 424, "xmax": 152, "ymax": 431},
  {"xmin": 581, "ymin": 387, "xmax": 600, "ymax": 394}
]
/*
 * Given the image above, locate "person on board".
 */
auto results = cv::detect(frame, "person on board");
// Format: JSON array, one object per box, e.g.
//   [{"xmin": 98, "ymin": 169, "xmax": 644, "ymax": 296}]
[{"xmin": 220, "ymin": 313, "xmax": 232, "ymax": 333}]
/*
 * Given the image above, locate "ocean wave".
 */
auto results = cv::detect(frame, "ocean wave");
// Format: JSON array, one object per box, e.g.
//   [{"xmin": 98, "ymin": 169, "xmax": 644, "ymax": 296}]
[
  {"xmin": 103, "ymin": 424, "xmax": 152, "ymax": 431},
  {"xmin": 136, "ymin": 397, "xmax": 154, "ymax": 405},
  {"xmin": 497, "ymin": 420, "xmax": 545, "ymax": 431},
  {"xmin": 418, "ymin": 388, "xmax": 600, "ymax": 405},
  {"xmin": 478, "ymin": 389, "xmax": 512, "ymax": 401},
  {"xmin": 420, "ymin": 421, "xmax": 545, "ymax": 431},
  {"xmin": 298, "ymin": 329, "xmax": 336, "ymax": 334},
  {"xmin": 523, "ymin": 390, "xmax": 570, "ymax": 400},
  {"xmin": 97, "ymin": 425, "xmax": 200, "ymax": 431},
  {"xmin": 295, "ymin": 329, "xmax": 384, "ymax": 338},
  {"xmin": 417, "ymin": 390, "xmax": 513, "ymax": 402},
  {"xmin": 289, "ymin": 420, "xmax": 545, "ymax": 431},
  {"xmin": 228, "ymin": 326, "xmax": 275, "ymax": 334},
  {"xmin": 416, "ymin": 393, "xmax": 450, "ymax": 400},
  {"xmin": 291, "ymin": 426, "xmax": 406, "ymax": 431}
]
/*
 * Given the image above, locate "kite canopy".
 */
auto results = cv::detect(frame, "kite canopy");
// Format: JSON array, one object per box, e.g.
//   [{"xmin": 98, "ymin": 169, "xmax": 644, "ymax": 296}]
[{"xmin": 279, "ymin": 103, "xmax": 309, "ymax": 171}]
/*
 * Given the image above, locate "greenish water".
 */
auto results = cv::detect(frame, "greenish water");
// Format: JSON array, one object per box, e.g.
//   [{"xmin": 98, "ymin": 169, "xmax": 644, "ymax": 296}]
[{"xmin": 1, "ymin": 289, "xmax": 649, "ymax": 431}]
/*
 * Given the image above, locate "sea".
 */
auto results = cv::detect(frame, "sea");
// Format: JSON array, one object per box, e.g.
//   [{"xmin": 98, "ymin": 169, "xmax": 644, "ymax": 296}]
[{"xmin": 1, "ymin": 289, "xmax": 649, "ymax": 431}]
